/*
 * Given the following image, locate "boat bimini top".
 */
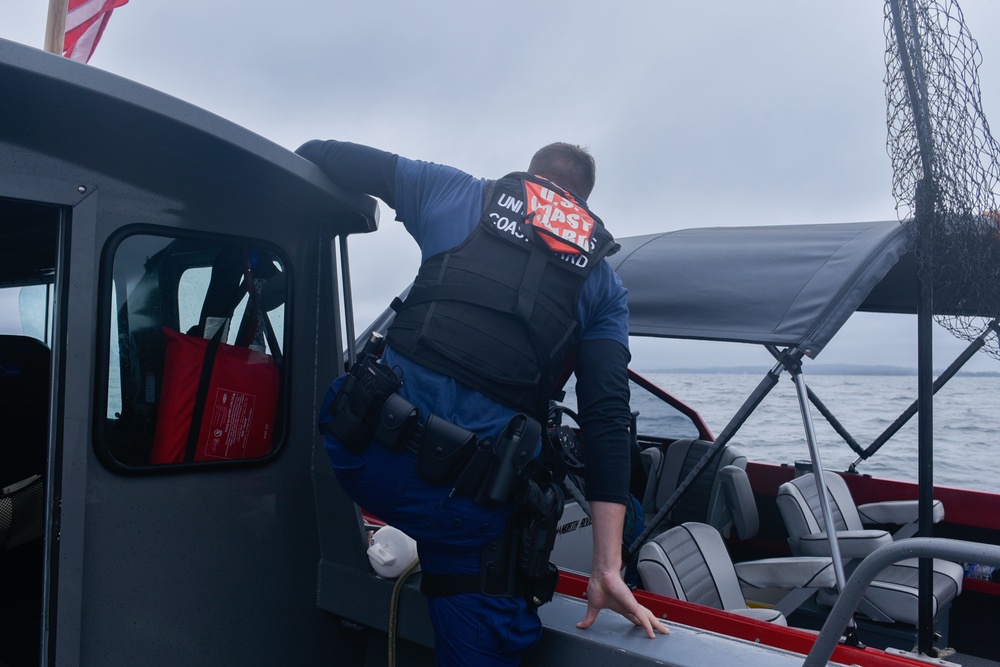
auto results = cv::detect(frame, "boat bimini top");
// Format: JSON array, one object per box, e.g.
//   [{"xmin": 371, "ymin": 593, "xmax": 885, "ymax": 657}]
[
  {"xmin": 612, "ymin": 219, "xmax": 999, "ymax": 603},
  {"xmin": 609, "ymin": 219, "xmax": 988, "ymax": 355}
]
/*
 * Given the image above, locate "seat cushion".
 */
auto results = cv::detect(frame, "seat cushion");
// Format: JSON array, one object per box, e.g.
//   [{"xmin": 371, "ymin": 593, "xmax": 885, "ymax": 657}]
[
  {"xmin": 864, "ymin": 558, "xmax": 963, "ymax": 625},
  {"xmin": 816, "ymin": 558, "xmax": 963, "ymax": 625},
  {"xmin": 636, "ymin": 523, "xmax": 746, "ymax": 611}
]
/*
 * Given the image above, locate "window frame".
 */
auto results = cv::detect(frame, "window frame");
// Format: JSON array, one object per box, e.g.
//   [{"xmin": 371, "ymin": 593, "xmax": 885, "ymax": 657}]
[{"xmin": 94, "ymin": 224, "xmax": 293, "ymax": 475}]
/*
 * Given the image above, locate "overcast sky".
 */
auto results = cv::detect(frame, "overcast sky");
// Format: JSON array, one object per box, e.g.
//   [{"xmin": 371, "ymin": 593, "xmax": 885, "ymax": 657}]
[{"xmin": 6, "ymin": 1, "xmax": 1000, "ymax": 373}]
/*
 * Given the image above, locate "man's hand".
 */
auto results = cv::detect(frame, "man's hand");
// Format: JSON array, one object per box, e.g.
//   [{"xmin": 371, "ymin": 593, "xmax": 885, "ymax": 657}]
[
  {"xmin": 577, "ymin": 501, "xmax": 669, "ymax": 638},
  {"xmin": 576, "ymin": 569, "xmax": 669, "ymax": 638}
]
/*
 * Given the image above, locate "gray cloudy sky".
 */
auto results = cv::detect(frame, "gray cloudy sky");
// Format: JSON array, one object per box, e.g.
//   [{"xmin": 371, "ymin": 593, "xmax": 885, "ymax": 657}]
[{"xmin": 5, "ymin": 1, "xmax": 1000, "ymax": 373}]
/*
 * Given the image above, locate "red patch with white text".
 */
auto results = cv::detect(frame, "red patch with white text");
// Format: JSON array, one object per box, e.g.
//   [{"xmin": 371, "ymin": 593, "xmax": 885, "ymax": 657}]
[{"xmin": 524, "ymin": 181, "xmax": 594, "ymax": 255}]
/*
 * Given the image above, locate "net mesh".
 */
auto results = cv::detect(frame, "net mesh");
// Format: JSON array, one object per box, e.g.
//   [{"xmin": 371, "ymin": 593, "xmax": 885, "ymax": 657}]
[{"xmin": 884, "ymin": 0, "xmax": 1000, "ymax": 358}]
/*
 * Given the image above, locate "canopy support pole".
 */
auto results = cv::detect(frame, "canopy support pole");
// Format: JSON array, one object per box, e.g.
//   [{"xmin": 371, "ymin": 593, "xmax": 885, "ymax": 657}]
[
  {"xmin": 789, "ymin": 369, "xmax": 848, "ymax": 591},
  {"xmin": 788, "ymin": 361, "xmax": 861, "ymax": 645}
]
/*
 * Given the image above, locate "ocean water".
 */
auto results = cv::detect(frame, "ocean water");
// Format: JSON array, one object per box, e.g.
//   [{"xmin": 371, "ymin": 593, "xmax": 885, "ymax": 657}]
[{"xmin": 625, "ymin": 372, "xmax": 1000, "ymax": 494}]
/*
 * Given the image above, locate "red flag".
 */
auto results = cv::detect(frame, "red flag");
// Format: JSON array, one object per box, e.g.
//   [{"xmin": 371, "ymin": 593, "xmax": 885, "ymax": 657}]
[{"xmin": 63, "ymin": 0, "xmax": 129, "ymax": 63}]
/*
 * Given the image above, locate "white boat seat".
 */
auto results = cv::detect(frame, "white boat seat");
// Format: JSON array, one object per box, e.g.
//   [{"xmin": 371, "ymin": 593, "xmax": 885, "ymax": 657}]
[
  {"xmin": 640, "ymin": 439, "xmax": 755, "ymax": 539},
  {"xmin": 637, "ymin": 522, "xmax": 837, "ymax": 626},
  {"xmin": 776, "ymin": 471, "xmax": 963, "ymax": 625},
  {"xmin": 734, "ymin": 556, "xmax": 837, "ymax": 592},
  {"xmin": 796, "ymin": 529, "xmax": 893, "ymax": 559}
]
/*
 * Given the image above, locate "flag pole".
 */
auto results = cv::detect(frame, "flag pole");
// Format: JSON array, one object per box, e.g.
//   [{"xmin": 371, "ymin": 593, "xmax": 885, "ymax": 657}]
[{"xmin": 44, "ymin": 0, "xmax": 69, "ymax": 55}]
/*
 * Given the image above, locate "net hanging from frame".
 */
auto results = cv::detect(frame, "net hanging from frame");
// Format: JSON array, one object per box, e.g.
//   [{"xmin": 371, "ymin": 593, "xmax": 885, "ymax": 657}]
[{"xmin": 884, "ymin": 0, "xmax": 1000, "ymax": 359}]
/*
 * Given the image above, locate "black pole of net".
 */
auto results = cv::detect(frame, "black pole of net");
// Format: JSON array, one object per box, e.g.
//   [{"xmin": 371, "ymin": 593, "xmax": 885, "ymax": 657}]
[
  {"xmin": 887, "ymin": 0, "xmax": 938, "ymax": 655},
  {"xmin": 915, "ymin": 178, "xmax": 937, "ymax": 656}
]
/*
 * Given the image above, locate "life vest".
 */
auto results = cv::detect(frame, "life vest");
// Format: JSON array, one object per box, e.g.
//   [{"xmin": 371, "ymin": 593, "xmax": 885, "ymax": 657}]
[{"xmin": 386, "ymin": 172, "xmax": 619, "ymax": 418}]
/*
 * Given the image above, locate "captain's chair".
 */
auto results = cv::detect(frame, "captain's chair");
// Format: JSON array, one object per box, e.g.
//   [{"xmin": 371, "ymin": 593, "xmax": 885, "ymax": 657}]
[
  {"xmin": 640, "ymin": 439, "xmax": 757, "ymax": 540},
  {"xmin": 776, "ymin": 471, "xmax": 963, "ymax": 626}
]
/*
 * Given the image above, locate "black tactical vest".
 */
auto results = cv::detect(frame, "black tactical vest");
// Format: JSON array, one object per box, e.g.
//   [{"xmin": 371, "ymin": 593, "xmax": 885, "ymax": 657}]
[{"xmin": 386, "ymin": 172, "xmax": 619, "ymax": 418}]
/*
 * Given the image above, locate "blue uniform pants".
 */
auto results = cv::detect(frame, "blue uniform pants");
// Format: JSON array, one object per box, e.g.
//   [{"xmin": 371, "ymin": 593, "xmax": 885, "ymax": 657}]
[{"xmin": 325, "ymin": 432, "xmax": 542, "ymax": 666}]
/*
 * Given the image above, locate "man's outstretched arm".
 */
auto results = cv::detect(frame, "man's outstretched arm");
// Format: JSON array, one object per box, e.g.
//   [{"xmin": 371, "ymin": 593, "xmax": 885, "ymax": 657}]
[{"xmin": 296, "ymin": 140, "xmax": 398, "ymax": 207}]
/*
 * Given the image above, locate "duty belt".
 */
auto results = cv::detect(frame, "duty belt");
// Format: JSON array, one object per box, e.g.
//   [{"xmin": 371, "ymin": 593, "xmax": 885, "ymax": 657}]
[
  {"xmin": 374, "ymin": 392, "xmax": 540, "ymax": 508},
  {"xmin": 369, "ymin": 391, "xmax": 560, "ymax": 607}
]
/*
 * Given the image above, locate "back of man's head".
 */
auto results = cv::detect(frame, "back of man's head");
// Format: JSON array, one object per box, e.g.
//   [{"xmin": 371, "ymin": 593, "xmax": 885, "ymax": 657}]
[{"xmin": 528, "ymin": 143, "xmax": 596, "ymax": 200}]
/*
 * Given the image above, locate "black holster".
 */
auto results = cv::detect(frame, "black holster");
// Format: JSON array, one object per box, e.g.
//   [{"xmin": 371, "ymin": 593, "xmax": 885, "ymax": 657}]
[
  {"xmin": 475, "ymin": 414, "xmax": 540, "ymax": 507},
  {"xmin": 479, "ymin": 478, "xmax": 564, "ymax": 607}
]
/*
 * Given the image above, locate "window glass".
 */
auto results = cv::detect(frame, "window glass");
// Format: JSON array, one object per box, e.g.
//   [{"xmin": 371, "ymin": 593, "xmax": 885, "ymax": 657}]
[
  {"xmin": 102, "ymin": 234, "xmax": 287, "ymax": 469},
  {"xmin": 0, "ymin": 284, "xmax": 53, "ymax": 343}
]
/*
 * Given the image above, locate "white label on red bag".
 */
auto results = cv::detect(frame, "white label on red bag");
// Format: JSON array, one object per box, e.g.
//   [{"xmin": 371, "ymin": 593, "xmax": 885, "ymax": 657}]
[{"xmin": 202, "ymin": 387, "xmax": 257, "ymax": 459}]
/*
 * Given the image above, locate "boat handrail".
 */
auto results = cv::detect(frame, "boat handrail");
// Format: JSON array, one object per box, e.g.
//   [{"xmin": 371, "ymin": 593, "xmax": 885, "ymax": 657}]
[{"xmin": 803, "ymin": 537, "xmax": 1000, "ymax": 667}]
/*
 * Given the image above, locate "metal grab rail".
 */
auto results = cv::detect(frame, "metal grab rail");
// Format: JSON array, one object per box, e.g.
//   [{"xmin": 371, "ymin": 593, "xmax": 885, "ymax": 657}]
[{"xmin": 803, "ymin": 538, "xmax": 1000, "ymax": 667}]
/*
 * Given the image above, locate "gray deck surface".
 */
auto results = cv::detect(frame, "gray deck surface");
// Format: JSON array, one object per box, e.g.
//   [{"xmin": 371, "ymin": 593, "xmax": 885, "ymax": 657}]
[{"xmin": 528, "ymin": 594, "xmax": 850, "ymax": 667}]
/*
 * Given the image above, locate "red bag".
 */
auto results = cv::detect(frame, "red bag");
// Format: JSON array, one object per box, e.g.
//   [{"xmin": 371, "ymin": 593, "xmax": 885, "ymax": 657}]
[{"xmin": 150, "ymin": 327, "xmax": 279, "ymax": 464}]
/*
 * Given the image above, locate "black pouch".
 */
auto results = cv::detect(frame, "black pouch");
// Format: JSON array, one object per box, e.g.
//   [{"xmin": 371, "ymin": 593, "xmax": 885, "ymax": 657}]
[
  {"xmin": 373, "ymin": 393, "xmax": 419, "ymax": 451},
  {"xmin": 479, "ymin": 528, "xmax": 521, "ymax": 598},
  {"xmin": 477, "ymin": 516, "xmax": 557, "ymax": 606},
  {"xmin": 326, "ymin": 357, "xmax": 401, "ymax": 453},
  {"xmin": 454, "ymin": 438, "xmax": 495, "ymax": 496},
  {"xmin": 525, "ymin": 562, "xmax": 560, "ymax": 608},
  {"xmin": 516, "ymin": 481, "xmax": 564, "ymax": 579},
  {"xmin": 417, "ymin": 415, "xmax": 477, "ymax": 485},
  {"xmin": 477, "ymin": 414, "xmax": 540, "ymax": 507}
]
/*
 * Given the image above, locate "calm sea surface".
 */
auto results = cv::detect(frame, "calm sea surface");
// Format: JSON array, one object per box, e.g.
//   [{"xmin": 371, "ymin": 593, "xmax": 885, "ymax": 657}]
[{"xmin": 625, "ymin": 372, "xmax": 1000, "ymax": 494}]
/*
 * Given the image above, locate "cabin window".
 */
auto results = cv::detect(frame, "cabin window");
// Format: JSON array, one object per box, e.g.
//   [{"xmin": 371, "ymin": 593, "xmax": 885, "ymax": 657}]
[{"xmin": 100, "ymin": 232, "xmax": 288, "ymax": 470}]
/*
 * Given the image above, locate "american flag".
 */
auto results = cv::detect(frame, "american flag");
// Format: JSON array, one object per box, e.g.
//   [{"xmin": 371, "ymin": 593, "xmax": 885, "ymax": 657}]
[{"xmin": 63, "ymin": 0, "xmax": 129, "ymax": 63}]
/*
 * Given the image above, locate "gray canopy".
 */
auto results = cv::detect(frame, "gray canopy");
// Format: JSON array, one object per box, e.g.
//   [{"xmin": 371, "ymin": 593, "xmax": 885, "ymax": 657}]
[{"xmin": 608, "ymin": 221, "xmax": 917, "ymax": 358}]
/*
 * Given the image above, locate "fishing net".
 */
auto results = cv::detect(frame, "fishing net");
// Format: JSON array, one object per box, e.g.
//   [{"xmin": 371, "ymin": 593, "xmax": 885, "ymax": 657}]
[{"xmin": 884, "ymin": 0, "xmax": 1000, "ymax": 359}]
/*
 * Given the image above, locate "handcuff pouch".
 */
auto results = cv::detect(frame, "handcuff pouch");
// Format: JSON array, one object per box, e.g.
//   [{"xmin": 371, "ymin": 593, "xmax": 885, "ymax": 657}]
[
  {"xmin": 373, "ymin": 393, "xmax": 419, "ymax": 451},
  {"xmin": 417, "ymin": 414, "xmax": 476, "ymax": 485}
]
